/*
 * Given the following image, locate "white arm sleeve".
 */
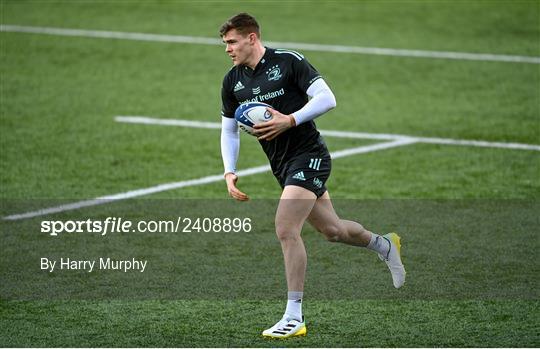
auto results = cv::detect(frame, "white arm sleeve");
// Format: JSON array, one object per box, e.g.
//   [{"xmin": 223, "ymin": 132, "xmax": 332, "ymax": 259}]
[
  {"xmin": 221, "ymin": 116, "xmax": 239, "ymax": 175},
  {"xmin": 292, "ymin": 78, "xmax": 337, "ymax": 125}
]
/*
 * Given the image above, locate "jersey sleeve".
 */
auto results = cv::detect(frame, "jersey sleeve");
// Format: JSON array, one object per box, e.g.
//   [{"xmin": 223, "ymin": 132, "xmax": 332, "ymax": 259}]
[
  {"xmin": 291, "ymin": 53, "xmax": 322, "ymax": 93},
  {"xmin": 221, "ymin": 74, "xmax": 238, "ymax": 119}
]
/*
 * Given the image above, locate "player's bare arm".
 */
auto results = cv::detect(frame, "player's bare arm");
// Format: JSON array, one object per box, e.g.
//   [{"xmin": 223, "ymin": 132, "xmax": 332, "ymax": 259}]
[{"xmin": 224, "ymin": 172, "xmax": 249, "ymax": 201}]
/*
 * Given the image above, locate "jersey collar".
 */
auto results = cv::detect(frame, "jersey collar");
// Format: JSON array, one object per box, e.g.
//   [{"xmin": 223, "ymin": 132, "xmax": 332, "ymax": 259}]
[{"xmin": 243, "ymin": 47, "xmax": 272, "ymax": 75}]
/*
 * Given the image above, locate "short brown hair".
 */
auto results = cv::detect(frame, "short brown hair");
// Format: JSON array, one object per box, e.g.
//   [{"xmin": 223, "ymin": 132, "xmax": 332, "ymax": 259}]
[{"xmin": 219, "ymin": 12, "xmax": 260, "ymax": 38}]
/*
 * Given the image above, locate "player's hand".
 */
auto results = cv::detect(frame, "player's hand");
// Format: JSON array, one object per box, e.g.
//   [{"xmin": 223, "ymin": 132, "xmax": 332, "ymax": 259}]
[
  {"xmin": 224, "ymin": 172, "xmax": 249, "ymax": 201},
  {"xmin": 254, "ymin": 108, "xmax": 295, "ymax": 141}
]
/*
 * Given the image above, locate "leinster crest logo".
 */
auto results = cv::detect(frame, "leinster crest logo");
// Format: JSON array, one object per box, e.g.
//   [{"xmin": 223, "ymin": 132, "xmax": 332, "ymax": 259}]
[{"xmin": 266, "ymin": 65, "xmax": 282, "ymax": 81}]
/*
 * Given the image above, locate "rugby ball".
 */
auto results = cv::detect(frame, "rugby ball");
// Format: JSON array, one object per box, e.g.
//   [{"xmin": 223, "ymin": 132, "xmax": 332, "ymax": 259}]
[{"xmin": 234, "ymin": 102, "xmax": 273, "ymax": 136}]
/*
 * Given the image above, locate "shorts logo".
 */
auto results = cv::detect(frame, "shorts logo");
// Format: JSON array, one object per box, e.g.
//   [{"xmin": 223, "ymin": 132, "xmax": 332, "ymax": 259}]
[
  {"xmin": 266, "ymin": 65, "xmax": 282, "ymax": 81},
  {"xmin": 292, "ymin": 171, "xmax": 306, "ymax": 181},
  {"xmin": 313, "ymin": 177, "xmax": 323, "ymax": 189},
  {"xmin": 309, "ymin": 158, "xmax": 322, "ymax": 171}
]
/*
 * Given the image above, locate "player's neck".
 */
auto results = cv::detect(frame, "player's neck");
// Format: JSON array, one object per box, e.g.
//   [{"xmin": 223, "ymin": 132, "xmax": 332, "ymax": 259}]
[{"xmin": 246, "ymin": 44, "xmax": 266, "ymax": 70}]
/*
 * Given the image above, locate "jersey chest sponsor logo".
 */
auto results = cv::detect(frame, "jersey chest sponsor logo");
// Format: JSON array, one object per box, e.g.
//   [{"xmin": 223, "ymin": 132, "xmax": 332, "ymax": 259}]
[
  {"xmin": 266, "ymin": 65, "xmax": 282, "ymax": 81},
  {"xmin": 240, "ymin": 87, "xmax": 285, "ymax": 104}
]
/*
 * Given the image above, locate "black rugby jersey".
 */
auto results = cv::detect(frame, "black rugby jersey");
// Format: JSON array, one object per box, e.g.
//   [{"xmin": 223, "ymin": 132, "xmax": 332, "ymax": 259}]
[{"xmin": 221, "ymin": 47, "xmax": 326, "ymax": 175}]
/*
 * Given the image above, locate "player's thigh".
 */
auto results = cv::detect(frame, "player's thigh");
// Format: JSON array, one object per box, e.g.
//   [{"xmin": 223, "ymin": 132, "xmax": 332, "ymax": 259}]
[{"xmin": 275, "ymin": 185, "xmax": 317, "ymax": 239}]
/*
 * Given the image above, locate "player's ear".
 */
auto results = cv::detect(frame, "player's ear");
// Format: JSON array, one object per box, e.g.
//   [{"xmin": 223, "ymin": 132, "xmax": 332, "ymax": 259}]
[{"xmin": 248, "ymin": 32, "xmax": 257, "ymax": 44}]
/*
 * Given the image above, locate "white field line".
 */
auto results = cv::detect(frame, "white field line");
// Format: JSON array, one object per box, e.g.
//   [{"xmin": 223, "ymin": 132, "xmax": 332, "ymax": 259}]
[
  {"xmin": 116, "ymin": 116, "xmax": 221, "ymax": 130},
  {"xmin": 3, "ymin": 140, "xmax": 412, "ymax": 221},
  {"xmin": 1, "ymin": 25, "xmax": 539, "ymax": 64},
  {"xmin": 115, "ymin": 116, "xmax": 540, "ymax": 151},
  {"xmin": 331, "ymin": 138, "xmax": 417, "ymax": 157}
]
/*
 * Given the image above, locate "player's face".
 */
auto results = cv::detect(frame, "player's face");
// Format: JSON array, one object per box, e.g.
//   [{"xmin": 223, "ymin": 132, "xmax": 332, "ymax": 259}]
[{"xmin": 222, "ymin": 29, "xmax": 255, "ymax": 66}]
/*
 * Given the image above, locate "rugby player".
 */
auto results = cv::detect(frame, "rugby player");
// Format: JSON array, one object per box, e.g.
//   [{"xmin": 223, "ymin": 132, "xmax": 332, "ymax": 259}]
[{"xmin": 219, "ymin": 13, "xmax": 406, "ymax": 338}]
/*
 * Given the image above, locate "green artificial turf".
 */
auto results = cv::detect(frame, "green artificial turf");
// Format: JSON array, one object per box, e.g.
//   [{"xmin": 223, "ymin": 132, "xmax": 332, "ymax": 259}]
[{"xmin": 1, "ymin": 0, "xmax": 539, "ymax": 347}]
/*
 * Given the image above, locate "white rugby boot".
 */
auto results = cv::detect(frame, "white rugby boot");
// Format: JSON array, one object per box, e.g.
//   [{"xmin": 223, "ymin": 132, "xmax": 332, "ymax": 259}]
[
  {"xmin": 378, "ymin": 232, "xmax": 406, "ymax": 288},
  {"xmin": 262, "ymin": 316, "xmax": 306, "ymax": 338}
]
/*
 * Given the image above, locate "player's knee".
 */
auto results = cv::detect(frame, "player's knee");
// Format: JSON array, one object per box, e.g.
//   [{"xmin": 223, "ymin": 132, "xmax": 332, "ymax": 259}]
[
  {"xmin": 275, "ymin": 225, "xmax": 301, "ymax": 242},
  {"xmin": 319, "ymin": 224, "xmax": 342, "ymax": 243}
]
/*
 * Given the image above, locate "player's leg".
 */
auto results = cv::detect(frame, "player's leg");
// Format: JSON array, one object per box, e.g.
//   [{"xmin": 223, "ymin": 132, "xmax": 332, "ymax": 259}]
[
  {"xmin": 307, "ymin": 191, "xmax": 372, "ymax": 246},
  {"xmin": 262, "ymin": 185, "xmax": 315, "ymax": 338},
  {"xmin": 307, "ymin": 191, "xmax": 406, "ymax": 288},
  {"xmin": 276, "ymin": 185, "xmax": 316, "ymax": 292}
]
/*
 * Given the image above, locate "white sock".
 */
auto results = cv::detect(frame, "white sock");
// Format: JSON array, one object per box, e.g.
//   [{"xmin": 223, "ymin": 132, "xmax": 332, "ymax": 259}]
[
  {"xmin": 284, "ymin": 291, "xmax": 303, "ymax": 321},
  {"xmin": 366, "ymin": 233, "xmax": 390, "ymax": 257}
]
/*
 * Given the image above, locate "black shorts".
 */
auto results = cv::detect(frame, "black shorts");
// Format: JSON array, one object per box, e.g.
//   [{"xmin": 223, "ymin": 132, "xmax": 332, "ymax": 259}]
[{"xmin": 275, "ymin": 152, "xmax": 332, "ymax": 198}]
